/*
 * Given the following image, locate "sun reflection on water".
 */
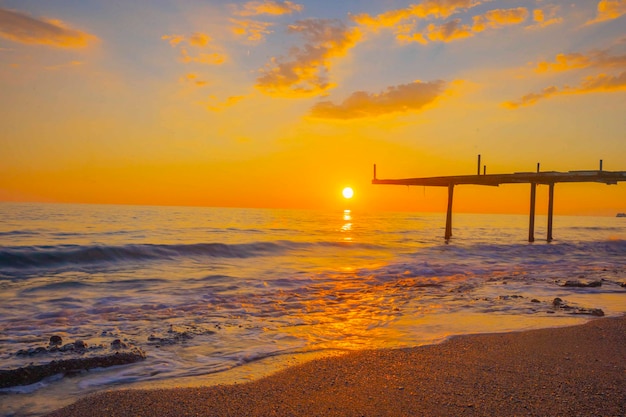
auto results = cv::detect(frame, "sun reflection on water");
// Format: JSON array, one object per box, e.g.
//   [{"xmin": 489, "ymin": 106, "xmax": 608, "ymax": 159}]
[{"xmin": 341, "ymin": 209, "xmax": 352, "ymax": 240}]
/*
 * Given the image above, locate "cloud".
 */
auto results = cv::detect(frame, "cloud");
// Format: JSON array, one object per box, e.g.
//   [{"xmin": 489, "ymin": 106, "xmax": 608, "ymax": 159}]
[
  {"xmin": 44, "ymin": 60, "xmax": 83, "ymax": 71},
  {"xmin": 414, "ymin": 0, "xmax": 480, "ymax": 19},
  {"xmin": 586, "ymin": 0, "xmax": 626, "ymax": 25},
  {"xmin": 395, "ymin": 24, "xmax": 429, "ymax": 44},
  {"xmin": 0, "ymin": 7, "xmax": 96, "ymax": 48},
  {"xmin": 235, "ymin": 1, "xmax": 303, "ymax": 17},
  {"xmin": 163, "ymin": 32, "xmax": 213, "ymax": 47},
  {"xmin": 504, "ymin": 71, "xmax": 626, "ymax": 108},
  {"xmin": 180, "ymin": 49, "xmax": 226, "ymax": 65},
  {"xmin": 256, "ymin": 19, "xmax": 361, "ymax": 97},
  {"xmin": 526, "ymin": 7, "xmax": 562, "ymax": 29},
  {"xmin": 576, "ymin": 71, "xmax": 626, "ymax": 92},
  {"xmin": 352, "ymin": 0, "xmax": 481, "ymax": 31},
  {"xmin": 309, "ymin": 80, "xmax": 446, "ymax": 119},
  {"xmin": 162, "ymin": 32, "xmax": 227, "ymax": 65},
  {"xmin": 472, "ymin": 7, "xmax": 529, "ymax": 32},
  {"xmin": 351, "ymin": 9, "xmax": 412, "ymax": 31},
  {"xmin": 503, "ymin": 86, "xmax": 559, "ymax": 108},
  {"xmin": 231, "ymin": 19, "xmax": 274, "ymax": 42},
  {"xmin": 426, "ymin": 18, "xmax": 473, "ymax": 42},
  {"xmin": 536, "ymin": 51, "xmax": 626, "ymax": 72},
  {"xmin": 205, "ymin": 95, "xmax": 246, "ymax": 111},
  {"xmin": 390, "ymin": 7, "xmax": 530, "ymax": 44},
  {"xmin": 188, "ymin": 33, "xmax": 210, "ymax": 47},
  {"xmin": 162, "ymin": 34, "xmax": 184, "ymax": 46},
  {"xmin": 180, "ymin": 73, "xmax": 208, "ymax": 87},
  {"xmin": 536, "ymin": 53, "xmax": 592, "ymax": 72},
  {"xmin": 507, "ymin": 47, "xmax": 626, "ymax": 108}
]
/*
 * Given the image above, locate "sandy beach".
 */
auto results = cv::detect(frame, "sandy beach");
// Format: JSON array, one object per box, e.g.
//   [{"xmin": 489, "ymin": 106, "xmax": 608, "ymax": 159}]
[{"xmin": 45, "ymin": 315, "xmax": 625, "ymax": 417}]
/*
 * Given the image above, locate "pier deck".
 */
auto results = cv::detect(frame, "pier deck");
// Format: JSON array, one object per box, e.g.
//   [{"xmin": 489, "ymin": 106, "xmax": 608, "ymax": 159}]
[{"xmin": 372, "ymin": 159, "xmax": 626, "ymax": 242}]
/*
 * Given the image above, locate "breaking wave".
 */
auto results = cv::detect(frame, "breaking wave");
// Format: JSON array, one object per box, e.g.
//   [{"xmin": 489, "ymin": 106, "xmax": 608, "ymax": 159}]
[{"xmin": 0, "ymin": 240, "xmax": 382, "ymax": 273}]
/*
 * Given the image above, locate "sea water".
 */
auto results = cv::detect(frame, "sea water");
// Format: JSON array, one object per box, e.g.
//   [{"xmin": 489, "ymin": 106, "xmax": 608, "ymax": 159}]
[{"xmin": 1, "ymin": 202, "xmax": 625, "ymax": 416}]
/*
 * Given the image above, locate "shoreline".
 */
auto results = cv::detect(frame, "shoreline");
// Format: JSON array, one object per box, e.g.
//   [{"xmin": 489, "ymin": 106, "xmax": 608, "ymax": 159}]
[{"xmin": 45, "ymin": 315, "xmax": 626, "ymax": 417}]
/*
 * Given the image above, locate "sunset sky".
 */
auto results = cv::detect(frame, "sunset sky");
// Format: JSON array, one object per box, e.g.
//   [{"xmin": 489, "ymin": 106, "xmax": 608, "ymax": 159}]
[{"xmin": 1, "ymin": 0, "xmax": 625, "ymax": 215}]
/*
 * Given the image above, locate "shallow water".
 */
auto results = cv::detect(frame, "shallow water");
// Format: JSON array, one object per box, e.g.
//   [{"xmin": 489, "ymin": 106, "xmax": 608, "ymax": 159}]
[{"xmin": 1, "ymin": 203, "xmax": 625, "ymax": 416}]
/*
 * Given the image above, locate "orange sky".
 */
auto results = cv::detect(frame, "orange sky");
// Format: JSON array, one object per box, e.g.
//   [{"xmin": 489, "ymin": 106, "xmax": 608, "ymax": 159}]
[{"xmin": 1, "ymin": 0, "xmax": 625, "ymax": 215}]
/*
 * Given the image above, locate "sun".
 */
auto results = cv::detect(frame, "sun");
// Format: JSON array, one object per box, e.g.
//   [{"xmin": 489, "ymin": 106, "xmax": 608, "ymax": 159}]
[{"xmin": 342, "ymin": 187, "xmax": 354, "ymax": 199}]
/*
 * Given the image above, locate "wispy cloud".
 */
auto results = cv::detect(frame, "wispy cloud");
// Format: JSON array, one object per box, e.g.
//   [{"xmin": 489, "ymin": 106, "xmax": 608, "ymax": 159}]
[
  {"xmin": 378, "ymin": 6, "xmax": 531, "ymax": 44},
  {"xmin": 586, "ymin": 0, "xmax": 626, "ymax": 25},
  {"xmin": 205, "ymin": 95, "xmax": 246, "ymax": 111},
  {"xmin": 395, "ymin": 24, "xmax": 429, "ymax": 44},
  {"xmin": 44, "ymin": 60, "xmax": 83, "ymax": 71},
  {"xmin": 472, "ymin": 7, "xmax": 529, "ymax": 33},
  {"xmin": 576, "ymin": 71, "xmax": 626, "ymax": 91},
  {"xmin": 256, "ymin": 19, "xmax": 361, "ymax": 97},
  {"xmin": 162, "ymin": 32, "xmax": 227, "ymax": 65},
  {"xmin": 503, "ymin": 86, "xmax": 559, "ymax": 108},
  {"xmin": 526, "ymin": 6, "xmax": 562, "ymax": 30},
  {"xmin": 179, "ymin": 49, "xmax": 226, "ymax": 65},
  {"xmin": 162, "ymin": 34, "xmax": 184, "ymax": 47},
  {"xmin": 506, "ymin": 46, "xmax": 626, "ymax": 108},
  {"xmin": 426, "ymin": 19, "xmax": 473, "ymax": 42},
  {"xmin": 180, "ymin": 72, "xmax": 208, "ymax": 87},
  {"xmin": 309, "ymin": 80, "xmax": 446, "ymax": 119},
  {"xmin": 188, "ymin": 33, "xmax": 210, "ymax": 47},
  {"xmin": 352, "ymin": 0, "xmax": 480, "ymax": 31},
  {"xmin": 0, "ymin": 7, "xmax": 96, "ymax": 48},
  {"xmin": 504, "ymin": 71, "xmax": 626, "ymax": 108},
  {"xmin": 231, "ymin": 19, "xmax": 274, "ymax": 42},
  {"xmin": 234, "ymin": 1, "xmax": 303, "ymax": 17},
  {"xmin": 535, "ymin": 50, "xmax": 626, "ymax": 72}
]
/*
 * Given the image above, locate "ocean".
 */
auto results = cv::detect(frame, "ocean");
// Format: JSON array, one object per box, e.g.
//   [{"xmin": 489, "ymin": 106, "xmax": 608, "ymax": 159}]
[{"xmin": 1, "ymin": 202, "xmax": 625, "ymax": 416}]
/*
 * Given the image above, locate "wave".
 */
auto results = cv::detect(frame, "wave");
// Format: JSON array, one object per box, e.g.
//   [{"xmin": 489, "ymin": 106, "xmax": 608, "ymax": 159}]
[
  {"xmin": 426, "ymin": 239, "xmax": 626, "ymax": 257},
  {"xmin": 0, "ymin": 230, "xmax": 40, "ymax": 237},
  {"xmin": 566, "ymin": 226, "xmax": 623, "ymax": 231},
  {"xmin": 0, "ymin": 240, "xmax": 384, "ymax": 273},
  {"xmin": 0, "ymin": 241, "xmax": 291, "ymax": 271},
  {"xmin": 370, "ymin": 239, "xmax": 626, "ymax": 279}
]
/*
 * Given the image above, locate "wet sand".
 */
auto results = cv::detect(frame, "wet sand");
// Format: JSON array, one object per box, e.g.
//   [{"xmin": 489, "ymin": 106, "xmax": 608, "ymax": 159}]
[{"xmin": 46, "ymin": 316, "xmax": 625, "ymax": 417}]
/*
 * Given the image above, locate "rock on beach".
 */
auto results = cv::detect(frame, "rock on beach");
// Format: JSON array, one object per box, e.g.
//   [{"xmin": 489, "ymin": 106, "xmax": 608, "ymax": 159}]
[{"xmin": 2, "ymin": 336, "xmax": 146, "ymax": 389}]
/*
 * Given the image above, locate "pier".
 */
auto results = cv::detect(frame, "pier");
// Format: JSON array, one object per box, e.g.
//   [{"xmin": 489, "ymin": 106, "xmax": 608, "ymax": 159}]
[{"xmin": 372, "ymin": 157, "xmax": 626, "ymax": 242}]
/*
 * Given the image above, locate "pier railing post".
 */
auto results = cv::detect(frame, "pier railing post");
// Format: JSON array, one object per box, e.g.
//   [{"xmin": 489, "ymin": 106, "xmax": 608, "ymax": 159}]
[
  {"xmin": 445, "ymin": 184, "xmax": 454, "ymax": 240},
  {"xmin": 547, "ymin": 183, "xmax": 555, "ymax": 242},
  {"xmin": 529, "ymin": 183, "xmax": 536, "ymax": 242}
]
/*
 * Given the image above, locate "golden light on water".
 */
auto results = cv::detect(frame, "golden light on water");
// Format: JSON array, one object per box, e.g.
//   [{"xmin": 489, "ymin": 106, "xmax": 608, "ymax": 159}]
[{"xmin": 342, "ymin": 209, "xmax": 352, "ymax": 240}]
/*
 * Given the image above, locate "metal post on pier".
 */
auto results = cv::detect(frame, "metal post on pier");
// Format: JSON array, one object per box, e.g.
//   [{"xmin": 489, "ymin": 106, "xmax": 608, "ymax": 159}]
[
  {"xmin": 529, "ymin": 183, "xmax": 536, "ymax": 242},
  {"xmin": 445, "ymin": 184, "xmax": 454, "ymax": 240},
  {"xmin": 547, "ymin": 183, "xmax": 555, "ymax": 242}
]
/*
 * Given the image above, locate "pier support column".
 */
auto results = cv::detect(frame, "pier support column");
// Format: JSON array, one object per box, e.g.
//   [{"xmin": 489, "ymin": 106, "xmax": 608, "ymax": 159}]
[
  {"xmin": 445, "ymin": 184, "xmax": 454, "ymax": 240},
  {"xmin": 547, "ymin": 183, "xmax": 555, "ymax": 242},
  {"xmin": 529, "ymin": 183, "xmax": 536, "ymax": 242}
]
